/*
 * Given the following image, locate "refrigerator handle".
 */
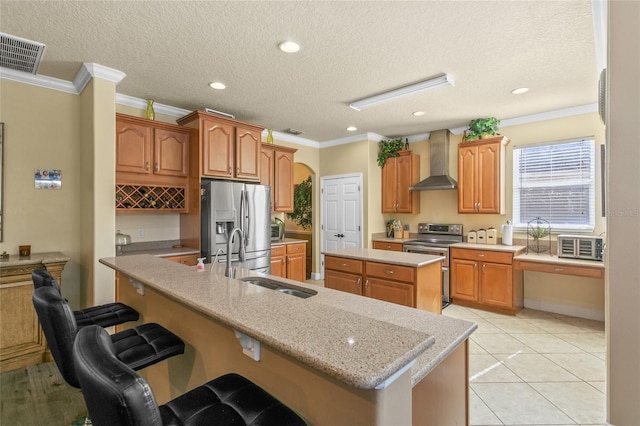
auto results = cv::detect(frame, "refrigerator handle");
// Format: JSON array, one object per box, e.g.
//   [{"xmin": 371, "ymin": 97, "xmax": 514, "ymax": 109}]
[
  {"xmin": 239, "ymin": 189, "xmax": 247, "ymax": 262},
  {"xmin": 243, "ymin": 190, "xmax": 250, "ymax": 247}
]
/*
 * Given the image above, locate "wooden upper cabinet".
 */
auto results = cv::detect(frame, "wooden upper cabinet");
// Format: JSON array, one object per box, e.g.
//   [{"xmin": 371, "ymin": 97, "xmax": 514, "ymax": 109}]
[
  {"xmin": 235, "ymin": 126, "xmax": 261, "ymax": 181},
  {"xmin": 116, "ymin": 113, "xmax": 189, "ymax": 185},
  {"xmin": 177, "ymin": 111, "xmax": 263, "ymax": 182},
  {"xmin": 116, "ymin": 119, "xmax": 153, "ymax": 175},
  {"xmin": 381, "ymin": 150, "xmax": 420, "ymax": 214},
  {"xmin": 260, "ymin": 143, "xmax": 296, "ymax": 212},
  {"xmin": 202, "ymin": 119, "xmax": 234, "ymax": 178},
  {"xmin": 457, "ymin": 136, "xmax": 509, "ymax": 214}
]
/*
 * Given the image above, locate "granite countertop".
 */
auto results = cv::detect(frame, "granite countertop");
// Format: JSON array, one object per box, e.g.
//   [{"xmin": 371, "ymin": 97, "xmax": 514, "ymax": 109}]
[
  {"xmin": 372, "ymin": 236, "xmax": 417, "ymax": 244},
  {"xmin": 322, "ymin": 247, "xmax": 444, "ymax": 267},
  {"xmin": 0, "ymin": 251, "xmax": 70, "ymax": 267},
  {"xmin": 99, "ymin": 254, "xmax": 475, "ymax": 390},
  {"xmin": 451, "ymin": 242, "xmax": 527, "ymax": 253},
  {"xmin": 513, "ymin": 252, "xmax": 605, "ymax": 268},
  {"xmin": 117, "ymin": 240, "xmax": 200, "ymax": 258},
  {"xmin": 270, "ymin": 238, "xmax": 307, "ymax": 246}
]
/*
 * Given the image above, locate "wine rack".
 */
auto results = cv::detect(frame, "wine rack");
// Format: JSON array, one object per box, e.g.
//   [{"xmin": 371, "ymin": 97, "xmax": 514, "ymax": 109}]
[{"xmin": 116, "ymin": 185, "xmax": 186, "ymax": 212}]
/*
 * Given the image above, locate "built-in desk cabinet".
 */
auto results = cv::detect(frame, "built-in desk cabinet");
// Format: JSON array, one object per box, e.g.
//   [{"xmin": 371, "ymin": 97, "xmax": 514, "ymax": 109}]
[
  {"xmin": 451, "ymin": 247, "xmax": 523, "ymax": 315},
  {"xmin": 0, "ymin": 256, "xmax": 68, "ymax": 373}
]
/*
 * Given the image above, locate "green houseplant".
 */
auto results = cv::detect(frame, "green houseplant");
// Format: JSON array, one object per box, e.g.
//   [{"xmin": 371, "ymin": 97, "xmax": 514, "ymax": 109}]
[
  {"xmin": 377, "ymin": 138, "xmax": 405, "ymax": 168},
  {"xmin": 286, "ymin": 176, "xmax": 312, "ymax": 230},
  {"xmin": 464, "ymin": 117, "xmax": 500, "ymax": 141}
]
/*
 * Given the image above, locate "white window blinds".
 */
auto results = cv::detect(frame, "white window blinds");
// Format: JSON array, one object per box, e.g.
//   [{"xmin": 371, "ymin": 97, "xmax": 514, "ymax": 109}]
[{"xmin": 513, "ymin": 138, "xmax": 595, "ymax": 232}]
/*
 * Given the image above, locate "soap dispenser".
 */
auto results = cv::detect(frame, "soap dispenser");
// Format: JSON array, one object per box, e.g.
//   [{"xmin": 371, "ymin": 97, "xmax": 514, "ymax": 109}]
[{"xmin": 196, "ymin": 257, "xmax": 206, "ymax": 271}]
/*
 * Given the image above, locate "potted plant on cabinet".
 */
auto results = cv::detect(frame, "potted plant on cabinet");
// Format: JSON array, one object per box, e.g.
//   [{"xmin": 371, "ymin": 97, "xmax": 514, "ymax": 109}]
[
  {"xmin": 463, "ymin": 117, "xmax": 500, "ymax": 141},
  {"xmin": 377, "ymin": 138, "xmax": 405, "ymax": 167}
]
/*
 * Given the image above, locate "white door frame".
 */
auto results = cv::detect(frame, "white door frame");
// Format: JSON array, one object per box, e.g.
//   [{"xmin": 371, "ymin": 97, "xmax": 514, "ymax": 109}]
[{"xmin": 320, "ymin": 173, "xmax": 364, "ymax": 280}]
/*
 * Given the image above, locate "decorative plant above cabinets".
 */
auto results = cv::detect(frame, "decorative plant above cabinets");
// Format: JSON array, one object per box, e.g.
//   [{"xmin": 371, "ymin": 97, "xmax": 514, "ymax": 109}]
[
  {"xmin": 463, "ymin": 117, "xmax": 501, "ymax": 141},
  {"xmin": 377, "ymin": 138, "xmax": 406, "ymax": 167}
]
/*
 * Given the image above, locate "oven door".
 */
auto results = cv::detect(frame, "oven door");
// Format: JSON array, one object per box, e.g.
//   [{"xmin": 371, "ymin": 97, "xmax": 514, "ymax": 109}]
[{"xmin": 403, "ymin": 244, "xmax": 450, "ymax": 305}]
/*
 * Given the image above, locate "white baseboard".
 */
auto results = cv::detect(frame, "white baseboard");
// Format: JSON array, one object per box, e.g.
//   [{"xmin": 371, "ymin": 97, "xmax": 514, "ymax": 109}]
[
  {"xmin": 524, "ymin": 298, "xmax": 605, "ymax": 321},
  {"xmin": 310, "ymin": 272, "xmax": 322, "ymax": 281}
]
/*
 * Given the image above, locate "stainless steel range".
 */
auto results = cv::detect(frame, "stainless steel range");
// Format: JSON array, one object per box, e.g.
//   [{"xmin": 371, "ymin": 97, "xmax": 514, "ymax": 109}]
[{"xmin": 403, "ymin": 223, "xmax": 463, "ymax": 307}]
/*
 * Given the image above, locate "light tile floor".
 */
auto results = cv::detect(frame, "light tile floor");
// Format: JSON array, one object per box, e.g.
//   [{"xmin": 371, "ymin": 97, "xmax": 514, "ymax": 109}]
[{"xmin": 442, "ymin": 304, "xmax": 606, "ymax": 426}]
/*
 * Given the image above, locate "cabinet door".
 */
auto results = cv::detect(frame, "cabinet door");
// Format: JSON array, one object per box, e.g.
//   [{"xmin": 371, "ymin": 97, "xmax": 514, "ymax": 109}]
[
  {"xmin": 395, "ymin": 154, "xmax": 414, "ymax": 213},
  {"xmin": 381, "ymin": 156, "xmax": 398, "ymax": 212},
  {"xmin": 477, "ymin": 142, "xmax": 500, "ymax": 213},
  {"xmin": 274, "ymin": 150, "xmax": 294, "ymax": 212},
  {"xmin": 271, "ymin": 255, "xmax": 286, "ymax": 278},
  {"xmin": 450, "ymin": 258, "xmax": 479, "ymax": 301},
  {"xmin": 457, "ymin": 145, "xmax": 477, "ymax": 213},
  {"xmin": 260, "ymin": 146, "xmax": 275, "ymax": 211},
  {"xmin": 365, "ymin": 278, "xmax": 414, "ymax": 308},
  {"xmin": 325, "ymin": 270, "xmax": 362, "ymax": 295},
  {"xmin": 480, "ymin": 262, "xmax": 513, "ymax": 308},
  {"xmin": 154, "ymin": 128, "xmax": 189, "ymax": 177},
  {"xmin": 235, "ymin": 126, "xmax": 261, "ymax": 181},
  {"xmin": 287, "ymin": 252, "xmax": 306, "ymax": 282},
  {"xmin": 202, "ymin": 119, "xmax": 234, "ymax": 178},
  {"xmin": 116, "ymin": 119, "xmax": 152, "ymax": 175}
]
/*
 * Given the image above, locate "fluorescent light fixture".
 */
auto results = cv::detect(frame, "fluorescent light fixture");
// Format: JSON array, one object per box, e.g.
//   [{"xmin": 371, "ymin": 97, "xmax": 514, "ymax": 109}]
[
  {"xmin": 346, "ymin": 126, "xmax": 357, "ymax": 131},
  {"xmin": 350, "ymin": 74, "xmax": 454, "ymax": 111},
  {"xmin": 209, "ymin": 82, "xmax": 226, "ymax": 90},
  {"xmin": 511, "ymin": 87, "xmax": 529, "ymax": 95}
]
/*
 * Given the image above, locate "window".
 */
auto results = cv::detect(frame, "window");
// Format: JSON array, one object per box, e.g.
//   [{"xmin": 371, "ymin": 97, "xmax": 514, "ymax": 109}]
[{"xmin": 513, "ymin": 138, "xmax": 595, "ymax": 232}]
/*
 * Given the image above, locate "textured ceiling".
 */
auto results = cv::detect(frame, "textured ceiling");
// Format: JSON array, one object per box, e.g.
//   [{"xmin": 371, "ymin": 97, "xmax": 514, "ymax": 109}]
[{"xmin": 1, "ymin": 1, "xmax": 597, "ymax": 142}]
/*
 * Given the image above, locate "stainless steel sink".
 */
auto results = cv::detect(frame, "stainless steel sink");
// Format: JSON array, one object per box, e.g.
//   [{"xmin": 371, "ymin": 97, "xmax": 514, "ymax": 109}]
[{"xmin": 239, "ymin": 277, "xmax": 317, "ymax": 299}]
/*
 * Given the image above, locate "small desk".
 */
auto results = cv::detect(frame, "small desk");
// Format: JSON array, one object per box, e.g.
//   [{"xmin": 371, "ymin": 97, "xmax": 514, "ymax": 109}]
[{"xmin": 513, "ymin": 253, "xmax": 604, "ymax": 279}]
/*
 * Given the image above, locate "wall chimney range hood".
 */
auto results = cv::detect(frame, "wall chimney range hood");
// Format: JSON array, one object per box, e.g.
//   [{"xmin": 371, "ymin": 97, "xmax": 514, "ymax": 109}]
[{"xmin": 409, "ymin": 129, "xmax": 458, "ymax": 191}]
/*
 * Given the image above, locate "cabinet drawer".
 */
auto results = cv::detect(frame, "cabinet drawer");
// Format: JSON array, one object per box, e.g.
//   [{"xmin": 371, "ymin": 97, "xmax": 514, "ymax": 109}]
[
  {"xmin": 325, "ymin": 256, "xmax": 363, "ymax": 274},
  {"xmin": 372, "ymin": 241, "xmax": 403, "ymax": 252},
  {"xmin": 513, "ymin": 259, "xmax": 604, "ymax": 279},
  {"xmin": 286, "ymin": 243, "xmax": 305, "ymax": 254},
  {"xmin": 271, "ymin": 245, "xmax": 286, "ymax": 257},
  {"xmin": 365, "ymin": 262, "xmax": 414, "ymax": 283},
  {"xmin": 451, "ymin": 248, "xmax": 513, "ymax": 264}
]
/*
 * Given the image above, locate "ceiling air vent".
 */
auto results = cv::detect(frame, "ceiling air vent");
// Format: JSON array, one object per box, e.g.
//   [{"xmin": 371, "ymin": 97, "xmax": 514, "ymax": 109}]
[
  {"xmin": 0, "ymin": 33, "xmax": 46, "ymax": 74},
  {"xmin": 283, "ymin": 128, "xmax": 303, "ymax": 135}
]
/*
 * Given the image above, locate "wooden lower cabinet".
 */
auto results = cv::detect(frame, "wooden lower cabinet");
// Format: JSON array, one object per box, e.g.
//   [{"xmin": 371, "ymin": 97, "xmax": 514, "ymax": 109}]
[
  {"xmin": 451, "ymin": 247, "xmax": 523, "ymax": 315},
  {"xmin": 372, "ymin": 241, "xmax": 404, "ymax": 252},
  {"xmin": 164, "ymin": 253, "xmax": 199, "ymax": 266},
  {"xmin": 0, "ymin": 255, "xmax": 68, "ymax": 373},
  {"xmin": 324, "ymin": 255, "xmax": 441, "ymax": 313},
  {"xmin": 270, "ymin": 243, "xmax": 306, "ymax": 282}
]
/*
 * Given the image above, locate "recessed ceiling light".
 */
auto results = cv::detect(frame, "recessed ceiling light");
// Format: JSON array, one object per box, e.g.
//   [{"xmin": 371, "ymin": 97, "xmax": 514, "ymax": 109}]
[
  {"xmin": 209, "ymin": 82, "xmax": 226, "ymax": 90},
  {"xmin": 346, "ymin": 126, "xmax": 357, "ymax": 131},
  {"xmin": 278, "ymin": 41, "xmax": 300, "ymax": 53},
  {"xmin": 511, "ymin": 87, "xmax": 529, "ymax": 95},
  {"xmin": 412, "ymin": 111, "xmax": 426, "ymax": 116}
]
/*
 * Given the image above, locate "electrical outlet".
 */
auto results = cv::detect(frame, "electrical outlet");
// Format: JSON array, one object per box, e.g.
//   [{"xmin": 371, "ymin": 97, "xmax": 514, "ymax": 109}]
[{"xmin": 137, "ymin": 228, "xmax": 144, "ymax": 238}]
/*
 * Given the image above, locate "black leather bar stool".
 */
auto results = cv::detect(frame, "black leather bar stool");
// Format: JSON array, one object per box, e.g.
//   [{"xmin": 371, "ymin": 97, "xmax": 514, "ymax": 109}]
[
  {"xmin": 32, "ymin": 268, "xmax": 140, "ymax": 328},
  {"xmin": 73, "ymin": 325, "xmax": 307, "ymax": 426},
  {"xmin": 32, "ymin": 286, "xmax": 185, "ymax": 388}
]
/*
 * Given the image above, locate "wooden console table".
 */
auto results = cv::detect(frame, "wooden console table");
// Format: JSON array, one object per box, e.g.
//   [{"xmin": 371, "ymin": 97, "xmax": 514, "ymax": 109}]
[{"xmin": 0, "ymin": 252, "xmax": 69, "ymax": 372}]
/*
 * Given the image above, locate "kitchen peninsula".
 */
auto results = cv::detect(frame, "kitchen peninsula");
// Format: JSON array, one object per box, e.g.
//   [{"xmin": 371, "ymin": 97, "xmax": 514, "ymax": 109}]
[{"xmin": 101, "ymin": 254, "xmax": 476, "ymax": 425}]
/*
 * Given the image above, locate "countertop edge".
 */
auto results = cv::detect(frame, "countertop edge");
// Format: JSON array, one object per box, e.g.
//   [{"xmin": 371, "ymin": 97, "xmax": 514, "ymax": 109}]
[{"xmin": 322, "ymin": 248, "xmax": 444, "ymax": 267}]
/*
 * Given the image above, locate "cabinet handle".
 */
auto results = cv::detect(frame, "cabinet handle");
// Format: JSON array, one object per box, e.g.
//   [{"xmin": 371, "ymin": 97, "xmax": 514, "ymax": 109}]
[
  {"xmin": 385, "ymin": 245, "xmax": 391, "ymax": 249},
  {"xmin": 341, "ymin": 262, "xmax": 347, "ymax": 267},
  {"xmin": 482, "ymin": 264, "xmax": 486, "ymax": 272},
  {"xmin": 477, "ymin": 254, "xmax": 485, "ymax": 257},
  {"xmin": 154, "ymin": 162, "xmax": 159, "ymax": 172},
  {"xmin": 228, "ymin": 166, "xmax": 232, "ymax": 173},
  {"xmin": 145, "ymin": 161, "xmax": 150, "ymax": 171},
  {"xmin": 384, "ymin": 270, "xmax": 394, "ymax": 275},
  {"xmin": 356, "ymin": 277, "xmax": 361, "ymax": 291},
  {"xmin": 474, "ymin": 264, "xmax": 477, "ymax": 270},
  {"xmin": 554, "ymin": 267, "xmax": 564, "ymax": 272},
  {"xmin": 365, "ymin": 279, "xmax": 369, "ymax": 290}
]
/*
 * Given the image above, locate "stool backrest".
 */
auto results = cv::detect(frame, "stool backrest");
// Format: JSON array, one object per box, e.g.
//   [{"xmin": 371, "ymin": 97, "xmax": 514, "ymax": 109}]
[
  {"xmin": 73, "ymin": 325, "xmax": 162, "ymax": 426},
  {"xmin": 32, "ymin": 286, "xmax": 80, "ymax": 387},
  {"xmin": 32, "ymin": 268, "xmax": 61, "ymax": 293}
]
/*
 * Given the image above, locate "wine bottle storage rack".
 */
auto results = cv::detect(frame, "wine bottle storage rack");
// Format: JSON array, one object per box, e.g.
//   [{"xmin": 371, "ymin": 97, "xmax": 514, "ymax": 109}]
[{"xmin": 116, "ymin": 185, "xmax": 186, "ymax": 212}]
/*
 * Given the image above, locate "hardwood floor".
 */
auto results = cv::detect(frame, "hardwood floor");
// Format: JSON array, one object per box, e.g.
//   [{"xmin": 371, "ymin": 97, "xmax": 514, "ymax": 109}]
[{"xmin": 0, "ymin": 362, "xmax": 87, "ymax": 426}]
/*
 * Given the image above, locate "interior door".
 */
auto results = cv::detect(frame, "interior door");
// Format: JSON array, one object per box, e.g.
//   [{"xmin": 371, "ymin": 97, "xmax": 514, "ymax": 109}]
[{"xmin": 321, "ymin": 174, "xmax": 363, "ymax": 278}]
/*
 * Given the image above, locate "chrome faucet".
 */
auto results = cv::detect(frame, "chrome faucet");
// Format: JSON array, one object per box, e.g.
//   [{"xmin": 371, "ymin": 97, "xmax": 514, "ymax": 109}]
[{"xmin": 226, "ymin": 227, "xmax": 244, "ymax": 278}]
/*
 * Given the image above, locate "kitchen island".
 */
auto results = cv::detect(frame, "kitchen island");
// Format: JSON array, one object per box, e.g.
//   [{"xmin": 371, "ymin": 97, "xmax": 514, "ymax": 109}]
[{"xmin": 101, "ymin": 254, "xmax": 476, "ymax": 425}]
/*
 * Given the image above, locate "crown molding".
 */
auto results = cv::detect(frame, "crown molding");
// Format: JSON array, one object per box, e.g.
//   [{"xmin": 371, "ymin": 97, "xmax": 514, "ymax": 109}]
[
  {"xmin": 0, "ymin": 67, "xmax": 77, "ymax": 93},
  {"xmin": 261, "ymin": 129, "xmax": 320, "ymax": 148},
  {"xmin": 74, "ymin": 63, "xmax": 126, "ymax": 93},
  {"xmin": 115, "ymin": 93, "xmax": 191, "ymax": 118}
]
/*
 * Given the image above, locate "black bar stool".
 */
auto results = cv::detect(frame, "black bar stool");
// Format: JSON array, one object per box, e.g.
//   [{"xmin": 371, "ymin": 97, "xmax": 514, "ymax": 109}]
[
  {"xmin": 73, "ymin": 325, "xmax": 306, "ymax": 426},
  {"xmin": 32, "ymin": 268, "xmax": 139, "ymax": 328},
  {"xmin": 32, "ymin": 286, "xmax": 185, "ymax": 388}
]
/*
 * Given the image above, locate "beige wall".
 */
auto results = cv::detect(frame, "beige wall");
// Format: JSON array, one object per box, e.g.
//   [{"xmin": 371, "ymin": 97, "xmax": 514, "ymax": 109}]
[
  {"xmin": 0, "ymin": 80, "xmax": 83, "ymax": 307},
  {"xmin": 607, "ymin": 0, "xmax": 640, "ymax": 422}
]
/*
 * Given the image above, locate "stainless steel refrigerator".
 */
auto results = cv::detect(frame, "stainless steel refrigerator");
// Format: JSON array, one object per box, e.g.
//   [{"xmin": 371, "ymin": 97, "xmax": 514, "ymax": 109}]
[{"xmin": 201, "ymin": 179, "xmax": 271, "ymax": 273}]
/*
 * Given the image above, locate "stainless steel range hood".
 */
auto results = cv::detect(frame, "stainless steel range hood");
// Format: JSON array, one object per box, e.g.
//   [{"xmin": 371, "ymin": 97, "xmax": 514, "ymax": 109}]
[{"xmin": 410, "ymin": 129, "xmax": 458, "ymax": 190}]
